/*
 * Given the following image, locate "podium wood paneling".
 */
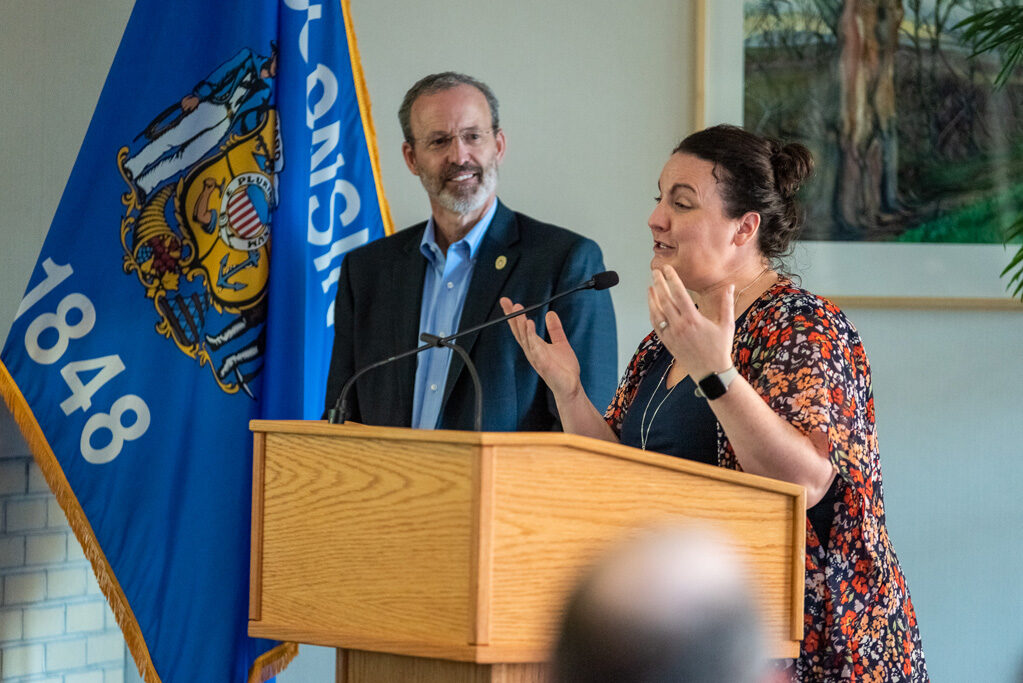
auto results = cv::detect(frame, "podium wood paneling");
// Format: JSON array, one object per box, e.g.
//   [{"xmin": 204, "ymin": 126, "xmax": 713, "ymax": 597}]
[
  {"xmin": 338, "ymin": 650, "xmax": 546, "ymax": 683},
  {"xmin": 249, "ymin": 420, "xmax": 805, "ymax": 678}
]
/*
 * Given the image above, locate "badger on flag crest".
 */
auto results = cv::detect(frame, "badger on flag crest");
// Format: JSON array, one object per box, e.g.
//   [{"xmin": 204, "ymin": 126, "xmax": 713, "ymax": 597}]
[{"xmin": 116, "ymin": 43, "xmax": 281, "ymax": 398}]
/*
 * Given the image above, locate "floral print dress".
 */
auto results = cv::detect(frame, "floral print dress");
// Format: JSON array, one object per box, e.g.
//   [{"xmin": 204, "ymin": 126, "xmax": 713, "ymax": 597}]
[{"xmin": 605, "ymin": 279, "xmax": 928, "ymax": 682}]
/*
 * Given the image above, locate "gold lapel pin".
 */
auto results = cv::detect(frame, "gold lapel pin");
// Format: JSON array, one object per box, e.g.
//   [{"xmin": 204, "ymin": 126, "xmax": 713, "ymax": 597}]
[{"xmin": 495, "ymin": 255, "xmax": 507, "ymax": 270}]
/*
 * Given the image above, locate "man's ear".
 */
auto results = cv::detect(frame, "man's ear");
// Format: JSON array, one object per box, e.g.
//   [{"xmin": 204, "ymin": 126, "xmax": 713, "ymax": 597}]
[
  {"xmin": 733, "ymin": 211, "xmax": 761, "ymax": 247},
  {"xmin": 402, "ymin": 141, "xmax": 419, "ymax": 176},
  {"xmin": 494, "ymin": 128, "xmax": 507, "ymax": 164}
]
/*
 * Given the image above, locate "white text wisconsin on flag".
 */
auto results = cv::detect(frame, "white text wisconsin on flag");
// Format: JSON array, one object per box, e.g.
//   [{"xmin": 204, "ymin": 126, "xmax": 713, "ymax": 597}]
[{"xmin": 0, "ymin": 0, "xmax": 392, "ymax": 680}]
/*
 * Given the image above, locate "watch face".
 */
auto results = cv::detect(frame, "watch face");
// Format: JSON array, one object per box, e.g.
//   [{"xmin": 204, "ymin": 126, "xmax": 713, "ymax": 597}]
[{"xmin": 698, "ymin": 373, "xmax": 727, "ymax": 400}]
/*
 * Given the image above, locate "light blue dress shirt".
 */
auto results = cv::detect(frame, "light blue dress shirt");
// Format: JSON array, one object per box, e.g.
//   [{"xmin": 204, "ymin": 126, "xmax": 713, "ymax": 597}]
[{"xmin": 411, "ymin": 200, "xmax": 498, "ymax": 429}]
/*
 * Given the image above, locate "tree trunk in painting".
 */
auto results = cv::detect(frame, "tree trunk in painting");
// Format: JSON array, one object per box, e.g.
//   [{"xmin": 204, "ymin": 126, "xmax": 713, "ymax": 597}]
[{"xmin": 833, "ymin": 0, "xmax": 904, "ymax": 239}]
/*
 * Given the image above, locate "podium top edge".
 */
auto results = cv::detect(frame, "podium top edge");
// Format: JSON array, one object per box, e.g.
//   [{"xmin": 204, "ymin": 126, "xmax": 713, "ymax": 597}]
[{"xmin": 248, "ymin": 420, "xmax": 805, "ymax": 500}]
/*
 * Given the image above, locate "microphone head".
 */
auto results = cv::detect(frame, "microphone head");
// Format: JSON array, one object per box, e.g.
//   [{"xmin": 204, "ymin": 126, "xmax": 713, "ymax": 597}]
[{"xmin": 590, "ymin": 270, "xmax": 619, "ymax": 290}]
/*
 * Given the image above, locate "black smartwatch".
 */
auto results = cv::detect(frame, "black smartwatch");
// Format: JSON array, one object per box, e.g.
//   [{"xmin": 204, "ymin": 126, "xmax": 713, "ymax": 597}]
[{"xmin": 695, "ymin": 367, "xmax": 739, "ymax": 400}]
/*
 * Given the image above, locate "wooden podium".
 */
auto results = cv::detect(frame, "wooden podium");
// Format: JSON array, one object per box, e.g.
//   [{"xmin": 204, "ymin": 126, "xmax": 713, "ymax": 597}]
[{"xmin": 248, "ymin": 420, "xmax": 805, "ymax": 682}]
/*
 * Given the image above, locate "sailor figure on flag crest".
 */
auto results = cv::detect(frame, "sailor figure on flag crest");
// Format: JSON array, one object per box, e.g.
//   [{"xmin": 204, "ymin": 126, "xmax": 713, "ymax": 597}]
[{"xmin": 116, "ymin": 42, "xmax": 282, "ymax": 399}]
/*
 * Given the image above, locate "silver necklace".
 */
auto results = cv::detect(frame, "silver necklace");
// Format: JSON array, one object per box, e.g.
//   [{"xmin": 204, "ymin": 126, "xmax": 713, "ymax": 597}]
[
  {"xmin": 734, "ymin": 266, "xmax": 771, "ymax": 308},
  {"xmin": 638, "ymin": 268, "xmax": 772, "ymax": 450},
  {"xmin": 639, "ymin": 357, "xmax": 678, "ymax": 450}
]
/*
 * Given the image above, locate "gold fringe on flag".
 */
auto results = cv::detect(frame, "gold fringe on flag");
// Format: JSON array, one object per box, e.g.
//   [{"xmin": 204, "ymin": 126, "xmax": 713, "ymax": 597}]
[
  {"xmin": 248, "ymin": 641, "xmax": 300, "ymax": 683},
  {"xmin": 341, "ymin": 0, "xmax": 396, "ymax": 236},
  {"xmin": 2, "ymin": 359, "xmax": 294, "ymax": 682},
  {"xmin": 0, "ymin": 359, "xmax": 161, "ymax": 681}
]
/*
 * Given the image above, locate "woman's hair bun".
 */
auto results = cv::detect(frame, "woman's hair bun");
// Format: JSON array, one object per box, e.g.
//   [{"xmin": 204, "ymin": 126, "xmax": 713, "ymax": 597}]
[{"xmin": 771, "ymin": 142, "xmax": 814, "ymax": 199}]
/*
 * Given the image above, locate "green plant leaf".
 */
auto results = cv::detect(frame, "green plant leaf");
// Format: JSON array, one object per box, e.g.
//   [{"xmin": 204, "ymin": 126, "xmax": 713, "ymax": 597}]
[{"xmin": 958, "ymin": 6, "xmax": 1023, "ymax": 299}]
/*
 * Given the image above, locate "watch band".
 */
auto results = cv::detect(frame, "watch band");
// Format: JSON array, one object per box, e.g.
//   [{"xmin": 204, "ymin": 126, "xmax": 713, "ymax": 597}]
[{"xmin": 695, "ymin": 366, "xmax": 739, "ymax": 400}]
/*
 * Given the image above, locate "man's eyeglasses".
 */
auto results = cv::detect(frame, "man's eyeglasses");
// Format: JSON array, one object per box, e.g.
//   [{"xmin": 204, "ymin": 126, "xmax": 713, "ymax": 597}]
[{"xmin": 418, "ymin": 129, "xmax": 495, "ymax": 153}]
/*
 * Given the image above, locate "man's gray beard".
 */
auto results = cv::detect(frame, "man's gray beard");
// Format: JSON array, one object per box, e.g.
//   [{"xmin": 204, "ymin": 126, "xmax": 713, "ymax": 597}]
[{"xmin": 434, "ymin": 163, "xmax": 499, "ymax": 215}]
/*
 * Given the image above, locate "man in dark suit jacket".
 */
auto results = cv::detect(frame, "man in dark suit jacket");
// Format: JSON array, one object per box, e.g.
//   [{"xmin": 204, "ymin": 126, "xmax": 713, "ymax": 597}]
[{"xmin": 323, "ymin": 72, "xmax": 616, "ymax": 431}]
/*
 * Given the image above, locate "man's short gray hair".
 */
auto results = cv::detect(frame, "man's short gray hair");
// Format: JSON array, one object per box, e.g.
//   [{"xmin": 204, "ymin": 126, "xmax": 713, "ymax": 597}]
[
  {"xmin": 553, "ymin": 527, "xmax": 769, "ymax": 683},
  {"xmin": 398, "ymin": 72, "xmax": 500, "ymax": 144}
]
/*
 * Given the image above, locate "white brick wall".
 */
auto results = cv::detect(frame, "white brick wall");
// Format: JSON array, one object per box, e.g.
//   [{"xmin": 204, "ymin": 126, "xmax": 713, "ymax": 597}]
[
  {"xmin": 46, "ymin": 639, "xmax": 87, "ymax": 670},
  {"xmin": 1, "ymin": 606, "xmax": 24, "ymax": 641},
  {"xmin": 0, "ymin": 409, "xmax": 29, "ymax": 459},
  {"xmin": 68, "ymin": 535, "xmax": 87, "ymax": 562},
  {"xmin": 46, "ymin": 498, "xmax": 67, "ymax": 529},
  {"xmin": 67, "ymin": 603, "xmax": 105, "ymax": 634},
  {"xmin": 0, "ymin": 461, "xmax": 27, "ymax": 495},
  {"xmin": 66, "ymin": 672, "xmax": 105, "ymax": 683},
  {"xmin": 48, "ymin": 568, "xmax": 89, "ymax": 599},
  {"xmin": 0, "ymin": 535, "xmax": 25, "ymax": 568},
  {"xmin": 28, "ymin": 465, "xmax": 51, "ymax": 494},
  {"xmin": 24, "ymin": 606, "xmax": 65, "ymax": 639},
  {"xmin": 7, "ymin": 498, "xmax": 49, "ymax": 533},
  {"xmin": 27, "ymin": 533, "xmax": 68, "ymax": 565},
  {"xmin": 2, "ymin": 643, "xmax": 46, "ymax": 678},
  {"xmin": 1, "ymin": 405, "xmax": 126, "ymax": 683},
  {"xmin": 87, "ymin": 634, "xmax": 124, "ymax": 666},
  {"xmin": 5, "ymin": 571, "xmax": 48, "ymax": 604}
]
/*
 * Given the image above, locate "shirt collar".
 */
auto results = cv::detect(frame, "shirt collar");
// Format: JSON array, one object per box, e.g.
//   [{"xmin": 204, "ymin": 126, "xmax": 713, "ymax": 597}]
[{"xmin": 419, "ymin": 198, "xmax": 499, "ymax": 269}]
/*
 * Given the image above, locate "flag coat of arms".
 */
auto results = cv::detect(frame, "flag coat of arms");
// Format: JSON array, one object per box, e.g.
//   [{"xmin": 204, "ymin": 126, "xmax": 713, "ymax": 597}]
[{"xmin": 0, "ymin": 0, "xmax": 392, "ymax": 680}]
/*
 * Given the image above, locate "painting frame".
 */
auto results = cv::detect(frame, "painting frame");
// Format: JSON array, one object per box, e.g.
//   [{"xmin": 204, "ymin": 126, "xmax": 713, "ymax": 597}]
[{"xmin": 693, "ymin": 0, "xmax": 1022, "ymax": 310}]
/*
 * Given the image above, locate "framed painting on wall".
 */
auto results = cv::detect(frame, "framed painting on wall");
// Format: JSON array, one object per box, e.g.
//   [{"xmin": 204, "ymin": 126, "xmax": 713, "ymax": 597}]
[{"xmin": 693, "ymin": 0, "xmax": 1023, "ymax": 309}]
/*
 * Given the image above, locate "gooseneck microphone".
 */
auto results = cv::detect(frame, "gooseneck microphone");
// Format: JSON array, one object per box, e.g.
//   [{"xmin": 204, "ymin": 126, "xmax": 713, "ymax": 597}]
[
  {"xmin": 326, "ymin": 270, "xmax": 619, "ymax": 428},
  {"xmin": 418, "ymin": 270, "xmax": 619, "ymax": 350}
]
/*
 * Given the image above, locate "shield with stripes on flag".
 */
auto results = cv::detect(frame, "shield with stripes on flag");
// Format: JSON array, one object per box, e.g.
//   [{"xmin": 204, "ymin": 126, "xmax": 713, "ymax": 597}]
[{"xmin": 223, "ymin": 177, "xmax": 271, "ymax": 247}]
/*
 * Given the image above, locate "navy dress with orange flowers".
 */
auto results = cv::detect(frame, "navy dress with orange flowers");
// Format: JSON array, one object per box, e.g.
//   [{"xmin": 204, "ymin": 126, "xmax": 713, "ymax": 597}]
[{"xmin": 605, "ymin": 279, "xmax": 927, "ymax": 682}]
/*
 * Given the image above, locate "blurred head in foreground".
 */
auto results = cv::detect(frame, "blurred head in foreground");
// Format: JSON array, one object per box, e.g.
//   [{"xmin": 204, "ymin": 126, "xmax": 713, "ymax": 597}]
[{"xmin": 552, "ymin": 526, "xmax": 769, "ymax": 683}]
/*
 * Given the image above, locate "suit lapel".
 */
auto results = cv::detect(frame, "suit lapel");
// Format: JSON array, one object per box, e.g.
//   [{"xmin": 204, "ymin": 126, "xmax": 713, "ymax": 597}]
[
  {"xmin": 441, "ymin": 201, "xmax": 520, "ymax": 410},
  {"xmin": 388, "ymin": 225, "xmax": 428, "ymax": 424}
]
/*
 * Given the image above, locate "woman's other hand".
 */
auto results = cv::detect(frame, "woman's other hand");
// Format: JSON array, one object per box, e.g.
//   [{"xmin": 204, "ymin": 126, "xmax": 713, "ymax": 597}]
[
  {"xmin": 499, "ymin": 297, "xmax": 584, "ymax": 401},
  {"xmin": 499, "ymin": 297, "xmax": 618, "ymax": 443}
]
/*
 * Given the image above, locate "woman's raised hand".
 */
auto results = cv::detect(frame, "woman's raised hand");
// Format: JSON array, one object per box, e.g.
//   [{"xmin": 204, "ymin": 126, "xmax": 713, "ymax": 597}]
[
  {"xmin": 499, "ymin": 297, "xmax": 583, "ymax": 400},
  {"xmin": 647, "ymin": 266, "xmax": 735, "ymax": 379}
]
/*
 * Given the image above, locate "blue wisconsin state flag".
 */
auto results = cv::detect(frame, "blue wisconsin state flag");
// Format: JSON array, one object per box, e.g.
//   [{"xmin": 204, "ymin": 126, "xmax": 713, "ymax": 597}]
[{"xmin": 0, "ymin": 1, "xmax": 392, "ymax": 681}]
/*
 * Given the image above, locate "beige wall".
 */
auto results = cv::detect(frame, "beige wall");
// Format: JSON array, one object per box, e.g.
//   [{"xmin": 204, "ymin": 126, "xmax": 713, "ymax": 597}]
[
  {"xmin": 0, "ymin": 1, "xmax": 133, "ymax": 347},
  {"xmin": 2, "ymin": 2, "xmax": 1022, "ymax": 682},
  {"xmin": 350, "ymin": 0, "xmax": 693, "ymax": 368},
  {"xmin": 0, "ymin": 4, "xmax": 133, "ymax": 680},
  {"xmin": 0, "ymin": 0, "xmax": 694, "ymax": 370}
]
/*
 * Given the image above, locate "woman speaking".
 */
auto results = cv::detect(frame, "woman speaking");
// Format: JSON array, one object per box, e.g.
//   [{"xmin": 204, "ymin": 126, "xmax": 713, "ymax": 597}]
[{"xmin": 500, "ymin": 125, "xmax": 927, "ymax": 681}]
